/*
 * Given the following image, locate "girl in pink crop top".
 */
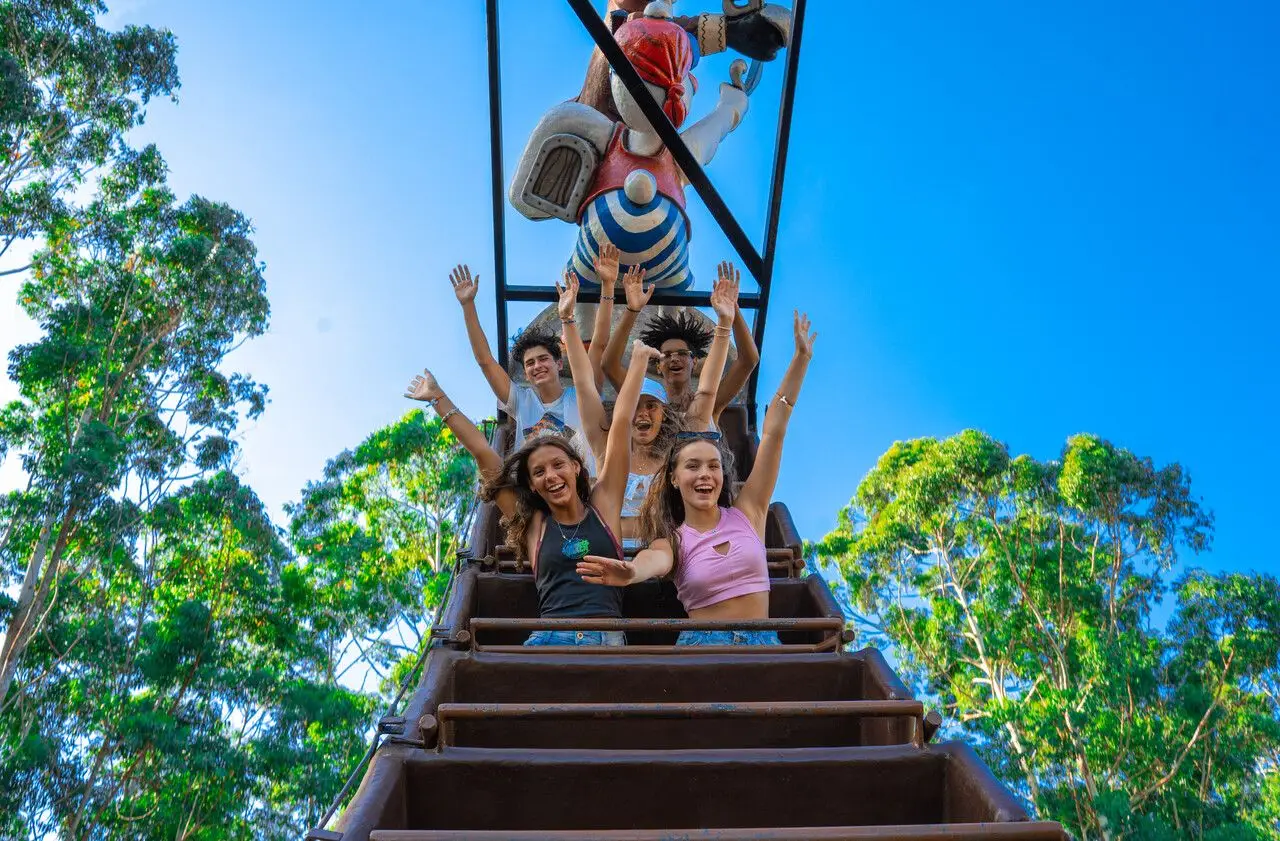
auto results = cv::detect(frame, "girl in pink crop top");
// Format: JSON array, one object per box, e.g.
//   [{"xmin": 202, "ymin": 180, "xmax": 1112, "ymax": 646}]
[
  {"xmin": 673, "ymin": 506, "xmax": 769, "ymax": 611},
  {"xmin": 576, "ymin": 312, "xmax": 818, "ymax": 646}
]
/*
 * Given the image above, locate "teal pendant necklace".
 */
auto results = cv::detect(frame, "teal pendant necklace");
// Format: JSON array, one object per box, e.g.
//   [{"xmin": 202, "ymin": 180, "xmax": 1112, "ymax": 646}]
[{"xmin": 554, "ymin": 513, "xmax": 590, "ymax": 559}]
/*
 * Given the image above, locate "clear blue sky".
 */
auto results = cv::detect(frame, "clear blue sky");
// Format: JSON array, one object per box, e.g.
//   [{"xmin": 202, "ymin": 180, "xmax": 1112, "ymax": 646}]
[{"xmin": 4, "ymin": 1, "xmax": 1277, "ymax": 578}]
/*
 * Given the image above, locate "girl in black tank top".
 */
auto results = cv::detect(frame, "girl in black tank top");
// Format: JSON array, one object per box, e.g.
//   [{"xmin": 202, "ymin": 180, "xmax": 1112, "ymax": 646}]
[
  {"xmin": 404, "ymin": 276, "xmax": 665, "ymax": 646},
  {"xmin": 534, "ymin": 505, "xmax": 625, "ymax": 618}
]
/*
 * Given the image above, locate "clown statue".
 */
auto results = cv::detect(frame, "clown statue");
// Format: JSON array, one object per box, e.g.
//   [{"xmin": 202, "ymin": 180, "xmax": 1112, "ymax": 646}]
[{"xmin": 509, "ymin": 0, "xmax": 789, "ymax": 292}]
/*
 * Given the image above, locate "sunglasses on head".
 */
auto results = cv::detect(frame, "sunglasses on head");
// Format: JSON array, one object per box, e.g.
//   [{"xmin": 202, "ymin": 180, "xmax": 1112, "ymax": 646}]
[{"xmin": 676, "ymin": 430, "xmax": 722, "ymax": 441}]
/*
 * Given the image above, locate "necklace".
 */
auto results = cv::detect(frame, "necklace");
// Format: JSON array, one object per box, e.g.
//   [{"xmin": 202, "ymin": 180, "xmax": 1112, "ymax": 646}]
[{"xmin": 553, "ymin": 512, "xmax": 591, "ymax": 559}]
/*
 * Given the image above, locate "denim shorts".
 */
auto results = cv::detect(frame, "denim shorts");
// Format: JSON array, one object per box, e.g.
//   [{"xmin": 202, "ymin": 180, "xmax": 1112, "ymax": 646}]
[
  {"xmin": 524, "ymin": 630, "xmax": 627, "ymax": 647},
  {"xmin": 676, "ymin": 630, "xmax": 781, "ymax": 646}
]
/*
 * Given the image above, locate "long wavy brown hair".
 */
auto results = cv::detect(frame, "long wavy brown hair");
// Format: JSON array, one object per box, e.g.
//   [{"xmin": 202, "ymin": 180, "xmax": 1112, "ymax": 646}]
[
  {"xmin": 481, "ymin": 435, "xmax": 591, "ymax": 563},
  {"xmin": 637, "ymin": 434, "xmax": 737, "ymax": 565}
]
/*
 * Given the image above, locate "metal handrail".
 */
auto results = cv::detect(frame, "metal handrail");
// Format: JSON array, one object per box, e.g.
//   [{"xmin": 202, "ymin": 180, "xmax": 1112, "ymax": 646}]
[
  {"xmin": 471, "ymin": 617, "xmax": 841, "ymax": 632},
  {"xmin": 467, "ymin": 615, "xmax": 848, "ymax": 654}
]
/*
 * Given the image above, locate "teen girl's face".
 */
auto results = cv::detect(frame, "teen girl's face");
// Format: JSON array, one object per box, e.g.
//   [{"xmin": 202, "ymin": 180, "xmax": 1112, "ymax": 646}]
[
  {"xmin": 527, "ymin": 444, "xmax": 579, "ymax": 508},
  {"xmin": 522, "ymin": 346, "xmax": 560, "ymax": 388},
  {"xmin": 658, "ymin": 339, "xmax": 694, "ymax": 386},
  {"xmin": 632, "ymin": 395, "xmax": 665, "ymax": 447},
  {"xmin": 671, "ymin": 440, "xmax": 722, "ymax": 512}
]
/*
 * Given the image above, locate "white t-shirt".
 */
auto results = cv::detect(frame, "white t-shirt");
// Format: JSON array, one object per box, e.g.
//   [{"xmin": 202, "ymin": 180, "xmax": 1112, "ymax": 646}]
[{"xmin": 505, "ymin": 383, "xmax": 598, "ymax": 476}]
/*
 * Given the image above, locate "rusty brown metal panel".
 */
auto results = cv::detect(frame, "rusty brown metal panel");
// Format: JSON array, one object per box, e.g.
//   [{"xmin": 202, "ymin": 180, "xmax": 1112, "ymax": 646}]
[
  {"xmin": 435, "ymin": 699, "xmax": 926, "ymax": 750},
  {"xmin": 371, "ymin": 824, "xmax": 1068, "ymax": 840}
]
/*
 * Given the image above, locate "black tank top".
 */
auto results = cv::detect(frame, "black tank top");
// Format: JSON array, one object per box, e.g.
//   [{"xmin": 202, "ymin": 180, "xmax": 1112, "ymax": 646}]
[{"xmin": 534, "ymin": 506, "xmax": 625, "ymax": 618}]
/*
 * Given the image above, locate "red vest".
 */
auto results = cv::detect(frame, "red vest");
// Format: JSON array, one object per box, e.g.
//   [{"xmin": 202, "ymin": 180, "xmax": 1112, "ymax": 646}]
[{"xmin": 579, "ymin": 123, "xmax": 687, "ymax": 219}]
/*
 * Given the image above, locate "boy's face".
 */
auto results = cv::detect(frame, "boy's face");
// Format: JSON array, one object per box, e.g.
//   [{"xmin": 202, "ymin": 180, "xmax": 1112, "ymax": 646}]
[
  {"xmin": 522, "ymin": 345, "xmax": 561, "ymax": 387},
  {"xmin": 658, "ymin": 338, "xmax": 694, "ymax": 386}
]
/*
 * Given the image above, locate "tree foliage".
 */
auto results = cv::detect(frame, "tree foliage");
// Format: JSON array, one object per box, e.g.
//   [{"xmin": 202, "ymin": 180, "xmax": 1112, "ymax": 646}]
[
  {"xmin": 819, "ymin": 431, "xmax": 1280, "ymax": 839},
  {"xmin": 1, "ymin": 0, "xmax": 180, "ymax": 266},
  {"xmin": 285, "ymin": 409, "xmax": 479, "ymax": 695}
]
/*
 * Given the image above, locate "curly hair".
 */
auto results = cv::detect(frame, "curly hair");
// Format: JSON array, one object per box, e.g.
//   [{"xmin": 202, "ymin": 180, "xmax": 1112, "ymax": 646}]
[
  {"xmin": 509, "ymin": 329, "xmax": 562, "ymax": 374},
  {"xmin": 480, "ymin": 435, "xmax": 591, "ymax": 564},
  {"xmin": 637, "ymin": 434, "xmax": 738, "ymax": 565},
  {"xmin": 639, "ymin": 310, "xmax": 712, "ymax": 358}
]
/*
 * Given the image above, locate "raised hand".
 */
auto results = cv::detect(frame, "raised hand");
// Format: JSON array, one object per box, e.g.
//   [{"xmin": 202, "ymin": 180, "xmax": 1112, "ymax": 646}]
[
  {"xmin": 404, "ymin": 368, "xmax": 444, "ymax": 402},
  {"xmin": 555, "ymin": 271, "xmax": 580, "ymax": 321},
  {"xmin": 793, "ymin": 310, "xmax": 817, "ymax": 359},
  {"xmin": 711, "ymin": 261, "xmax": 740, "ymax": 322},
  {"xmin": 449, "ymin": 264, "xmax": 479, "ymax": 305},
  {"xmin": 577, "ymin": 554, "xmax": 637, "ymax": 586},
  {"xmin": 622, "ymin": 264, "xmax": 653, "ymax": 312},
  {"xmin": 594, "ymin": 242, "xmax": 621, "ymax": 289},
  {"xmin": 631, "ymin": 339, "xmax": 662, "ymax": 366}
]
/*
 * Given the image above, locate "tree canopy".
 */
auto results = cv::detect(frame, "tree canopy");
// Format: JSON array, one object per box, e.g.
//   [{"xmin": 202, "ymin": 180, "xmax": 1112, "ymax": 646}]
[{"xmin": 818, "ymin": 430, "xmax": 1280, "ymax": 839}]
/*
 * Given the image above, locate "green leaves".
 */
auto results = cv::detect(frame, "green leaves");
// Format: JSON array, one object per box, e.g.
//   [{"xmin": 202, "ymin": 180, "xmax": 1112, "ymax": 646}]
[{"xmin": 821, "ymin": 429, "xmax": 1280, "ymax": 839}]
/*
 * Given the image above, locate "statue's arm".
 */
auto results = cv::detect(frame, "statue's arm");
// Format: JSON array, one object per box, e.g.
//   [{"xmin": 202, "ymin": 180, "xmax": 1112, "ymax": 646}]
[
  {"xmin": 509, "ymin": 102, "xmax": 614, "ymax": 220},
  {"xmin": 679, "ymin": 82, "xmax": 749, "ymax": 167}
]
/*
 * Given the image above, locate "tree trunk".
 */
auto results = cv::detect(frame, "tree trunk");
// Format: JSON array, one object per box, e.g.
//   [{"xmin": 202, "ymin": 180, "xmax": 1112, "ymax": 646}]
[{"xmin": 0, "ymin": 505, "xmax": 76, "ymax": 705}]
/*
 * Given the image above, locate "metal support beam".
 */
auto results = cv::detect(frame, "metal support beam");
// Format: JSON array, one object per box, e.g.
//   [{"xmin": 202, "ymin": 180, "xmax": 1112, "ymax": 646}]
[
  {"xmin": 747, "ymin": 0, "xmax": 806, "ymax": 423},
  {"xmin": 503, "ymin": 284, "xmax": 761, "ymax": 309},
  {"xmin": 565, "ymin": 0, "xmax": 765, "ymax": 282},
  {"xmin": 486, "ymin": 0, "xmax": 510, "ymax": 369}
]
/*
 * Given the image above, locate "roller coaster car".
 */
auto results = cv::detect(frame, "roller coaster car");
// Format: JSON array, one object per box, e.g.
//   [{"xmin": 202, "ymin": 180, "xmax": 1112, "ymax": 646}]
[{"xmin": 325, "ymin": 408, "xmax": 1067, "ymax": 841}]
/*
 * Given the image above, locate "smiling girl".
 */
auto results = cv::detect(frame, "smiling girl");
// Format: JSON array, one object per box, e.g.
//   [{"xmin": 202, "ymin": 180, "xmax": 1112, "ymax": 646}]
[
  {"xmin": 404, "ymin": 338, "xmax": 659, "ymax": 646},
  {"xmin": 576, "ymin": 310, "xmax": 816, "ymax": 645}
]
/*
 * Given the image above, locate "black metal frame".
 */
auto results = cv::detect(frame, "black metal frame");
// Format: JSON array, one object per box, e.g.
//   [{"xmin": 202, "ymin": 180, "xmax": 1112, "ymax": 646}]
[{"xmin": 486, "ymin": 0, "xmax": 806, "ymax": 426}]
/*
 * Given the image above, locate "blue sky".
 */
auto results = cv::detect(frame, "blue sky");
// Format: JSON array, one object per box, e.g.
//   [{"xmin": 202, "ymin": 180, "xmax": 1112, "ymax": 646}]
[{"xmin": 3, "ymin": 0, "xmax": 1277, "ymax": 579}]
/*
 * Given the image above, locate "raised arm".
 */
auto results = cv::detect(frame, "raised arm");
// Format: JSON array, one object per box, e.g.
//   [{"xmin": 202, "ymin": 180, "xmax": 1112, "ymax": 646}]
[
  {"xmin": 592, "ymin": 340, "xmax": 662, "ymax": 521},
  {"xmin": 736, "ymin": 311, "xmax": 817, "ymax": 530},
  {"xmin": 577, "ymin": 539, "xmax": 674, "ymax": 587},
  {"xmin": 450, "ymin": 264, "xmax": 512, "ymax": 405},
  {"xmin": 601, "ymin": 264, "xmax": 652, "ymax": 391},
  {"xmin": 404, "ymin": 368, "xmax": 515, "ymax": 517},
  {"xmin": 712, "ymin": 300, "xmax": 760, "ymax": 424},
  {"xmin": 556, "ymin": 271, "xmax": 607, "ymax": 466},
  {"xmin": 588, "ymin": 243, "xmax": 621, "ymax": 391},
  {"xmin": 686, "ymin": 261, "xmax": 738, "ymax": 430}
]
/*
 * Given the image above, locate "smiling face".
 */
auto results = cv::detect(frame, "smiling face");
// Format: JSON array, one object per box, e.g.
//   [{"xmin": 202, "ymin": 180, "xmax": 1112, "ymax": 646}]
[
  {"xmin": 526, "ymin": 443, "xmax": 581, "ymax": 509},
  {"xmin": 521, "ymin": 344, "xmax": 562, "ymax": 389},
  {"xmin": 670, "ymin": 439, "xmax": 723, "ymax": 513},
  {"xmin": 632, "ymin": 395, "xmax": 666, "ymax": 447},
  {"xmin": 658, "ymin": 339, "xmax": 694, "ymax": 387}
]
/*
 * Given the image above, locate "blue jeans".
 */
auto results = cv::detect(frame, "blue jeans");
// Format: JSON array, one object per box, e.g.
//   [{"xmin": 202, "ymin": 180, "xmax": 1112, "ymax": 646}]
[
  {"xmin": 524, "ymin": 630, "xmax": 627, "ymax": 647},
  {"xmin": 676, "ymin": 630, "xmax": 781, "ymax": 646}
]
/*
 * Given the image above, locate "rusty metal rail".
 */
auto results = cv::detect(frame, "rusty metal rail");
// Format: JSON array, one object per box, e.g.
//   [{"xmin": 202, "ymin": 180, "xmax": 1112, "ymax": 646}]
[
  {"xmin": 489, "ymin": 547, "xmax": 806, "ymax": 576},
  {"xmin": 467, "ymin": 616, "xmax": 849, "ymax": 654},
  {"xmin": 432, "ymin": 700, "xmax": 928, "ymax": 749},
  {"xmin": 371, "ymin": 822, "xmax": 1069, "ymax": 840}
]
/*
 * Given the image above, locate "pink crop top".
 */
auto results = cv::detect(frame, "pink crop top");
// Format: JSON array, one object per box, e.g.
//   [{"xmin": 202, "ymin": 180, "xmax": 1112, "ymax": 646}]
[{"xmin": 673, "ymin": 506, "xmax": 770, "ymax": 611}]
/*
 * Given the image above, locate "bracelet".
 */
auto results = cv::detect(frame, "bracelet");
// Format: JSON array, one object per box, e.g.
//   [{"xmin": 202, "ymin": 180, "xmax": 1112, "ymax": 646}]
[
  {"xmin": 600, "ymin": 295, "xmax": 614, "ymax": 302},
  {"xmin": 626, "ymin": 305, "xmax": 643, "ymax": 314},
  {"xmin": 439, "ymin": 407, "xmax": 460, "ymax": 424},
  {"xmin": 561, "ymin": 317, "xmax": 576, "ymax": 325},
  {"xmin": 713, "ymin": 325, "xmax": 732, "ymax": 334}
]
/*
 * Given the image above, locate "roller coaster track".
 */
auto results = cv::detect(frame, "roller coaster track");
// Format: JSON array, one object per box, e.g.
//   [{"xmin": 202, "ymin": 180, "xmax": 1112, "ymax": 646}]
[{"xmin": 304, "ymin": 4, "xmax": 1068, "ymax": 837}]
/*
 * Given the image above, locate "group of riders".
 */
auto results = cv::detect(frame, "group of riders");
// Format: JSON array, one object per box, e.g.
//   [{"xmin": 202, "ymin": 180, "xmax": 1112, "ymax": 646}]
[{"xmin": 405, "ymin": 245, "xmax": 815, "ymax": 646}]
